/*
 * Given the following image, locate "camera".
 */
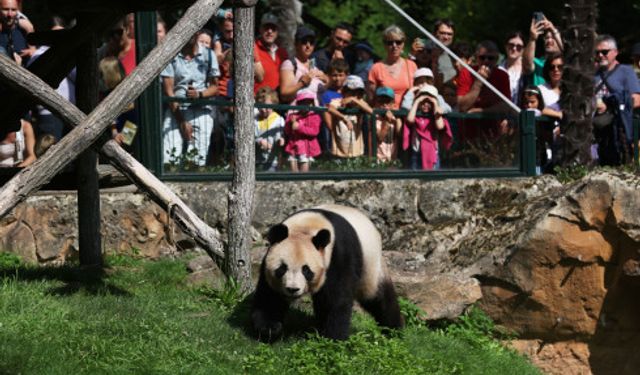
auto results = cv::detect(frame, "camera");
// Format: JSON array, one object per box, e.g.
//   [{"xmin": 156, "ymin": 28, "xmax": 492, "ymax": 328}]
[{"xmin": 532, "ymin": 11, "xmax": 545, "ymax": 23}]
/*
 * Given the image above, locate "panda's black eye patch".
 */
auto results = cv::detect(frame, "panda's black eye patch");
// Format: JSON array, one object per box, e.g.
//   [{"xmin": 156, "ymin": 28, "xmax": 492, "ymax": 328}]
[
  {"xmin": 302, "ymin": 265, "xmax": 314, "ymax": 281},
  {"xmin": 275, "ymin": 263, "xmax": 287, "ymax": 278}
]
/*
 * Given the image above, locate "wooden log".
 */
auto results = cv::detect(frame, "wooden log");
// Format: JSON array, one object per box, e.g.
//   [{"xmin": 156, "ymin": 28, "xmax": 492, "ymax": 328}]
[
  {"xmin": 226, "ymin": 6, "xmax": 255, "ymax": 291},
  {"xmin": 0, "ymin": 0, "xmax": 226, "ymax": 262},
  {"xmin": 75, "ymin": 22, "xmax": 103, "ymax": 266}
]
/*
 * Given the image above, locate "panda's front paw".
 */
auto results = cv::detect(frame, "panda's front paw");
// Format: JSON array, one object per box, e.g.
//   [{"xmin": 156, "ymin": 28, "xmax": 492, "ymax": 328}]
[{"xmin": 252, "ymin": 311, "xmax": 283, "ymax": 342}]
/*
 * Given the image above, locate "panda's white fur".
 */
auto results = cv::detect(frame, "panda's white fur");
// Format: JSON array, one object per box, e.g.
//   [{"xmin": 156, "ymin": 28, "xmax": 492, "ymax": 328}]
[{"xmin": 252, "ymin": 204, "xmax": 403, "ymax": 341}]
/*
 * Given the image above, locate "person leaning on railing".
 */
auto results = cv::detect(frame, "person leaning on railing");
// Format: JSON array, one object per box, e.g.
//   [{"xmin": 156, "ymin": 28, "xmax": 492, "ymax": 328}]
[
  {"xmin": 373, "ymin": 86, "xmax": 402, "ymax": 162},
  {"xmin": 284, "ymin": 90, "xmax": 322, "ymax": 172}
]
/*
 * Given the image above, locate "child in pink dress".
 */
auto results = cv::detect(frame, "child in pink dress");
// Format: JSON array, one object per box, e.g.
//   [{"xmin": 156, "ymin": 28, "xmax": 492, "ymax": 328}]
[{"xmin": 284, "ymin": 90, "xmax": 322, "ymax": 172}]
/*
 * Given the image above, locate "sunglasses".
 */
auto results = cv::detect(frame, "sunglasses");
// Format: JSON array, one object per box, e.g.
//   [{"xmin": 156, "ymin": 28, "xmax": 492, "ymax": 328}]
[
  {"xmin": 384, "ymin": 39, "xmax": 404, "ymax": 46},
  {"xmin": 550, "ymin": 64, "xmax": 564, "ymax": 71},
  {"xmin": 595, "ymin": 49, "xmax": 611, "ymax": 56},
  {"xmin": 507, "ymin": 43, "xmax": 524, "ymax": 51},
  {"xmin": 262, "ymin": 24, "xmax": 278, "ymax": 31},
  {"xmin": 478, "ymin": 55, "xmax": 497, "ymax": 61},
  {"xmin": 298, "ymin": 38, "xmax": 315, "ymax": 45}
]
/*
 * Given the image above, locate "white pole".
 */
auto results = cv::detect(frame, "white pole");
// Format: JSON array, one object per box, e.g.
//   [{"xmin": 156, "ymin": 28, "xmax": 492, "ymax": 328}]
[{"xmin": 380, "ymin": 0, "xmax": 521, "ymax": 113}]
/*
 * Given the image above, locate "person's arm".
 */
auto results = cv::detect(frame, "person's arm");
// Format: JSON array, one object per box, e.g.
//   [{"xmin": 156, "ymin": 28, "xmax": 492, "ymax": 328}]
[
  {"xmin": 457, "ymin": 80, "xmax": 483, "ymax": 112},
  {"xmin": 428, "ymin": 96, "xmax": 445, "ymax": 130},
  {"xmin": 351, "ymin": 98, "xmax": 373, "ymax": 115},
  {"xmin": 163, "ymin": 76, "xmax": 192, "ymax": 141},
  {"xmin": 279, "ymin": 65, "xmax": 311, "ymax": 103},
  {"xmin": 633, "ymin": 93, "xmax": 640, "ymax": 109},
  {"xmin": 294, "ymin": 114, "xmax": 321, "ymax": 137},
  {"xmin": 202, "ymin": 77, "xmax": 219, "ymax": 98},
  {"xmin": 523, "ymin": 18, "xmax": 542, "ymax": 74},
  {"xmin": 542, "ymin": 107, "xmax": 563, "ymax": 119},
  {"xmin": 18, "ymin": 120, "xmax": 36, "ymax": 167},
  {"xmin": 214, "ymin": 40, "xmax": 224, "ymax": 63},
  {"xmin": 255, "ymin": 60, "xmax": 265, "ymax": 83},
  {"xmin": 406, "ymin": 96, "xmax": 425, "ymax": 124}
]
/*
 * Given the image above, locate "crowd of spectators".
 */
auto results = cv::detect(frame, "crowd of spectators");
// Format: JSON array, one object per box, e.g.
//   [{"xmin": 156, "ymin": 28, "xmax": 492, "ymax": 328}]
[{"xmin": 2, "ymin": 2, "xmax": 640, "ymax": 173}]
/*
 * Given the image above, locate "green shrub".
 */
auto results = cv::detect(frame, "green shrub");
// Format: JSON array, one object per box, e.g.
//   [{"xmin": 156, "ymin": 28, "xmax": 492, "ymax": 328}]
[{"xmin": 0, "ymin": 252, "xmax": 21, "ymax": 269}]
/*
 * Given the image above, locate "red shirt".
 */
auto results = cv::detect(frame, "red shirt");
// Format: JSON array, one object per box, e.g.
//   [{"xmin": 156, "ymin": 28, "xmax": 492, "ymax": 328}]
[
  {"xmin": 254, "ymin": 39, "xmax": 288, "ymax": 93},
  {"xmin": 120, "ymin": 39, "xmax": 137, "ymax": 76},
  {"xmin": 474, "ymin": 66, "xmax": 510, "ymax": 109}
]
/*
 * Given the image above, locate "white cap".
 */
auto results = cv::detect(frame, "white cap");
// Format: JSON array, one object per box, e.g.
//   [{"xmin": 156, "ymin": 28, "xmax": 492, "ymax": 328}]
[
  {"xmin": 344, "ymin": 75, "xmax": 365, "ymax": 90},
  {"xmin": 414, "ymin": 67, "xmax": 434, "ymax": 79},
  {"xmin": 417, "ymin": 84, "xmax": 439, "ymax": 98}
]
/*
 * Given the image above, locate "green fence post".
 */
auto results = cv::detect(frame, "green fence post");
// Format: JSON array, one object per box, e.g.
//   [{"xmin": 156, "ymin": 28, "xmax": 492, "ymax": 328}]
[
  {"xmin": 520, "ymin": 110, "xmax": 536, "ymax": 176},
  {"xmin": 135, "ymin": 12, "xmax": 163, "ymax": 175},
  {"xmin": 634, "ymin": 115, "xmax": 639, "ymax": 169}
]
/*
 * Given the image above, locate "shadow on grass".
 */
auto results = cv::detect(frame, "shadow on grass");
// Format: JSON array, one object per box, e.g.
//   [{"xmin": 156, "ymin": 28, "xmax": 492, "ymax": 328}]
[
  {"xmin": 0, "ymin": 264, "xmax": 131, "ymax": 297},
  {"xmin": 227, "ymin": 293, "xmax": 319, "ymax": 343}
]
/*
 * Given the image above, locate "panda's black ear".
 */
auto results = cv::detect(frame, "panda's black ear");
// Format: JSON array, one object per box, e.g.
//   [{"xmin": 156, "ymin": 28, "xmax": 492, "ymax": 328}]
[
  {"xmin": 267, "ymin": 224, "xmax": 288, "ymax": 245},
  {"xmin": 312, "ymin": 229, "xmax": 331, "ymax": 250}
]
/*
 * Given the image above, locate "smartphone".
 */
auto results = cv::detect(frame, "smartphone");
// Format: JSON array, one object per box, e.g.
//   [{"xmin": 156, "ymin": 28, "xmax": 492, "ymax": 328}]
[{"xmin": 533, "ymin": 11, "xmax": 545, "ymax": 23}]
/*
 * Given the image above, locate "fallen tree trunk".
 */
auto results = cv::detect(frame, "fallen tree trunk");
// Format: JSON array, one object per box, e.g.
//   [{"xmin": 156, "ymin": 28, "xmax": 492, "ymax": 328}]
[{"xmin": 0, "ymin": 0, "xmax": 226, "ymax": 262}]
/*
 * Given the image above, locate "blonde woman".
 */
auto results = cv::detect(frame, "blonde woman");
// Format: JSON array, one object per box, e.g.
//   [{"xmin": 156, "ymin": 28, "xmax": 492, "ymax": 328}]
[{"xmin": 367, "ymin": 25, "xmax": 417, "ymax": 109}]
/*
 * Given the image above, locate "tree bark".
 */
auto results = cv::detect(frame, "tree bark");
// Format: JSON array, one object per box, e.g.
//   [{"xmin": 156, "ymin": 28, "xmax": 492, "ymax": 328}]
[
  {"xmin": 76, "ymin": 24, "xmax": 103, "ymax": 267},
  {"xmin": 560, "ymin": 0, "xmax": 598, "ymax": 166},
  {"xmin": 0, "ymin": 0, "xmax": 226, "ymax": 263},
  {"xmin": 227, "ymin": 6, "xmax": 256, "ymax": 292},
  {"xmin": 268, "ymin": 0, "xmax": 303, "ymax": 56}
]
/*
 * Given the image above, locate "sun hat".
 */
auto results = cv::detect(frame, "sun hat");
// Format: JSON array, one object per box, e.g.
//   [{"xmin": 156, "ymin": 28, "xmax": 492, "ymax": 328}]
[
  {"xmin": 354, "ymin": 41, "xmax": 374, "ymax": 55},
  {"xmin": 417, "ymin": 84, "xmax": 439, "ymax": 98}
]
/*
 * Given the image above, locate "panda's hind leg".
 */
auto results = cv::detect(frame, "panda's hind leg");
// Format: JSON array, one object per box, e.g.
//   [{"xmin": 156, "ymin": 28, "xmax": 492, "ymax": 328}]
[{"xmin": 359, "ymin": 279, "xmax": 404, "ymax": 329}]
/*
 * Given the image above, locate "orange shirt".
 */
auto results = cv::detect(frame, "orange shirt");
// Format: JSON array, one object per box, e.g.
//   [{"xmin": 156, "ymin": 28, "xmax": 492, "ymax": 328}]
[{"xmin": 368, "ymin": 58, "xmax": 417, "ymax": 109}]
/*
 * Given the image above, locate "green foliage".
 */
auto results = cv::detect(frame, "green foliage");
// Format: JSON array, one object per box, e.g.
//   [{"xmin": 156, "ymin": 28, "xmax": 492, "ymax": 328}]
[
  {"xmin": 553, "ymin": 164, "xmax": 590, "ymax": 184},
  {"xmin": 243, "ymin": 330, "xmax": 458, "ymax": 375},
  {"xmin": 0, "ymin": 252, "xmax": 22, "ymax": 269},
  {"xmin": 0, "ymin": 256, "xmax": 539, "ymax": 375},
  {"xmin": 196, "ymin": 277, "xmax": 245, "ymax": 311},
  {"xmin": 398, "ymin": 297, "xmax": 428, "ymax": 327}
]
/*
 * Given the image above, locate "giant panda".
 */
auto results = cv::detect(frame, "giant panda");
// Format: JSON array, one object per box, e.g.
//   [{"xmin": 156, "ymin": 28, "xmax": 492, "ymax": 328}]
[{"xmin": 251, "ymin": 204, "xmax": 403, "ymax": 341}]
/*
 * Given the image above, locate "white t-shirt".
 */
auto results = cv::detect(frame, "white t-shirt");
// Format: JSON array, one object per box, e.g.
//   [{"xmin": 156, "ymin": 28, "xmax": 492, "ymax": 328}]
[{"xmin": 538, "ymin": 83, "xmax": 560, "ymax": 111}]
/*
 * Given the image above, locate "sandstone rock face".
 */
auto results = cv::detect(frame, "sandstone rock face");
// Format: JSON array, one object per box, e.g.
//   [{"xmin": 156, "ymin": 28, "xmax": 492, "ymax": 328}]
[{"xmin": 2, "ymin": 172, "xmax": 639, "ymax": 374}]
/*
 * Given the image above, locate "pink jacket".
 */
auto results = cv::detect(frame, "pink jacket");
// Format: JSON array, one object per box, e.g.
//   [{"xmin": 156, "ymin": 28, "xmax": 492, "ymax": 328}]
[
  {"xmin": 284, "ymin": 111, "xmax": 322, "ymax": 157},
  {"xmin": 402, "ymin": 116, "xmax": 453, "ymax": 170}
]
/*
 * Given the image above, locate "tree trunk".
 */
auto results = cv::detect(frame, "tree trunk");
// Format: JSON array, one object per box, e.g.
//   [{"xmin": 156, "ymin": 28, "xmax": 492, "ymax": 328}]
[
  {"xmin": 268, "ymin": 0, "xmax": 302, "ymax": 56},
  {"xmin": 227, "ymin": 5, "xmax": 256, "ymax": 292},
  {"xmin": 76, "ymin": 23, "xmax": 103, "ymax": 267},
  {"xmin": 560, "ymin": 0, "xmax": 598, "ymax": 166}
]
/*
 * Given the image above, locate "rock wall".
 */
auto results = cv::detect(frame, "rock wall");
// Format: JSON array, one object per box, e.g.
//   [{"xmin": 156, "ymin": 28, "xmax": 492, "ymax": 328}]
[{"xmin": 2, "ymin": 172, "xmax": 639, "ymax": 374}]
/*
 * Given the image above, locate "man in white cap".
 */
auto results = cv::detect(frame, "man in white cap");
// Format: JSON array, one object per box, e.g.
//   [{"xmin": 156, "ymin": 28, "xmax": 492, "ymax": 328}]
[
  {"xmin": 401, "ymin": 67, "xmax": 451, "ymax": 113},
  {"xmin": 254, "ymin": 13, "xmax": 289, "ymax": 93}
]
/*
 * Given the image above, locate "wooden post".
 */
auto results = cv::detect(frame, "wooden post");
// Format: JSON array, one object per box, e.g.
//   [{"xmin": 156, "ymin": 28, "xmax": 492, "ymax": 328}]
[
  {"xmin": 227, "ymin": 3, "xmax": 256, "ymax": 291},
  {"xmin": 76, "ymin": 25, "xmax": 102, "ymax": 266}
]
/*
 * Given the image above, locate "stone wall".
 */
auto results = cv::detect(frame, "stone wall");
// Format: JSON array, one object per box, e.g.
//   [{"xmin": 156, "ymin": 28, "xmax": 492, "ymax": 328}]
[{"xmin": 2, "ymin": 171, "xmax": 639, "ymax": 374}]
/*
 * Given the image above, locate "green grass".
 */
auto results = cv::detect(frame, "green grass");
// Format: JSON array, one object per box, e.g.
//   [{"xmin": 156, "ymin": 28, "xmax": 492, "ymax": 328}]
[{"xmin": 0, "ymin": 252, "xmax": 540, "ymax": 374}]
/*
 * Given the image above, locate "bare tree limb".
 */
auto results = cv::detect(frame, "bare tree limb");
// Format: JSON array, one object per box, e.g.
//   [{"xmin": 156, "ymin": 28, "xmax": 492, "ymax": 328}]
[{"xmin": 0, "ymin": 0, "xmax": 226, "ymax": 262}]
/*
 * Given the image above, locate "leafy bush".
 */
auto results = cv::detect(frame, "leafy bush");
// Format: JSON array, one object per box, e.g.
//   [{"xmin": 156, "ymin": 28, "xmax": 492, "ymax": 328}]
[{"xmin": 0, "ymin": 252, "xmax": 21, "ymax": 269}]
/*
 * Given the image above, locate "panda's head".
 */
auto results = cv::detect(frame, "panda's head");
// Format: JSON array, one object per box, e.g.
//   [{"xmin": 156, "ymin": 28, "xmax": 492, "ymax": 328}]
[{"xmin": 263, "ymin": 223, "xmax": 331, "ymax": 299}]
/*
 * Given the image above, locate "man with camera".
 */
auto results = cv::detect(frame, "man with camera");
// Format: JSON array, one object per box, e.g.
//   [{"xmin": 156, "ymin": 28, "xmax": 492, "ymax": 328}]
[
  {"xmin": 592, "ymin": 34, "xmax": 640, "ymax": 166},
  {"xmin": 523, "ymin": 12, "xmax": 563, "ymax": 86}
]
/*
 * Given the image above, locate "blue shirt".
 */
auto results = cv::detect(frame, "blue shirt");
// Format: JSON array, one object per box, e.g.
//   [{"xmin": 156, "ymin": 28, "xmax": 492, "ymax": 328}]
[
  {"xmin": 0, "ymin": 25, "xmax": 28, "ymax": 61},
  {"xmin": 320, "ymin": 89, "xmax": 342, "ymax": 107},
  {"xmin": 594, "ymin": 64, "xmax": 640, "ymax": 97},
  {"xmin": 161, "ymin": 45, "xmax": 220, "ymax": 99}
]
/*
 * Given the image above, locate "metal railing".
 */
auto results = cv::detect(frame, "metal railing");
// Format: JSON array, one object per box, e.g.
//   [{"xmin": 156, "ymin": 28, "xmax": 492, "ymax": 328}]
[{"xmin": 145, "ymin": 96, "xmax": 535, "ymax": 181}]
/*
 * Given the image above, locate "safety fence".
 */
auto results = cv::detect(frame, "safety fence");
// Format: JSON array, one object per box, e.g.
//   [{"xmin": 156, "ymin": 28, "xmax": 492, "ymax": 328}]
[{"xmin": 153, "ymin": 97, "xmax": 541, "ymax": 181}]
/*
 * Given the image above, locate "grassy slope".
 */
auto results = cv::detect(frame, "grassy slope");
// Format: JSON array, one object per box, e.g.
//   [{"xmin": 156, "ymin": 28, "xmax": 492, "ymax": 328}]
[{"xmin": 0, "ymin": 253, "xmax": 540, "ymax": 375}]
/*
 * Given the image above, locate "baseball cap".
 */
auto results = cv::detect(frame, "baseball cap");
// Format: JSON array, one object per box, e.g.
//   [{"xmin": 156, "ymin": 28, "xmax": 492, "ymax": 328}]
[
  {"xmin": 295, "ymin": 26, "xmax": 316, "ymax": 41},
  {"xmin": 375, "ymin": 86, "xmax": 395, "ymax": 99},
  {"xmin": 414, "ymin": 67, "xmax": 434, "ymax": 79},
  {"xmin": 260, "ymin": 13, "xmax": 279, "ymax": 27},
  {"xmin": 632, "ymin": 42, "xmax": 640, "ymax": 57},
  {"xmin": 295, "ymin": 89, "xmax": 316, "ymax": 102},
  {"xmin": 354, "ymin": 41, "xmax": 374, "ymax": 55},
  {"xmin": 344, "ymin": 75, "xmax": 365, "ymax": 90},
  {"xmin": 418, "ymin": 84, "xmax": 439, "ymax": 98}
]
